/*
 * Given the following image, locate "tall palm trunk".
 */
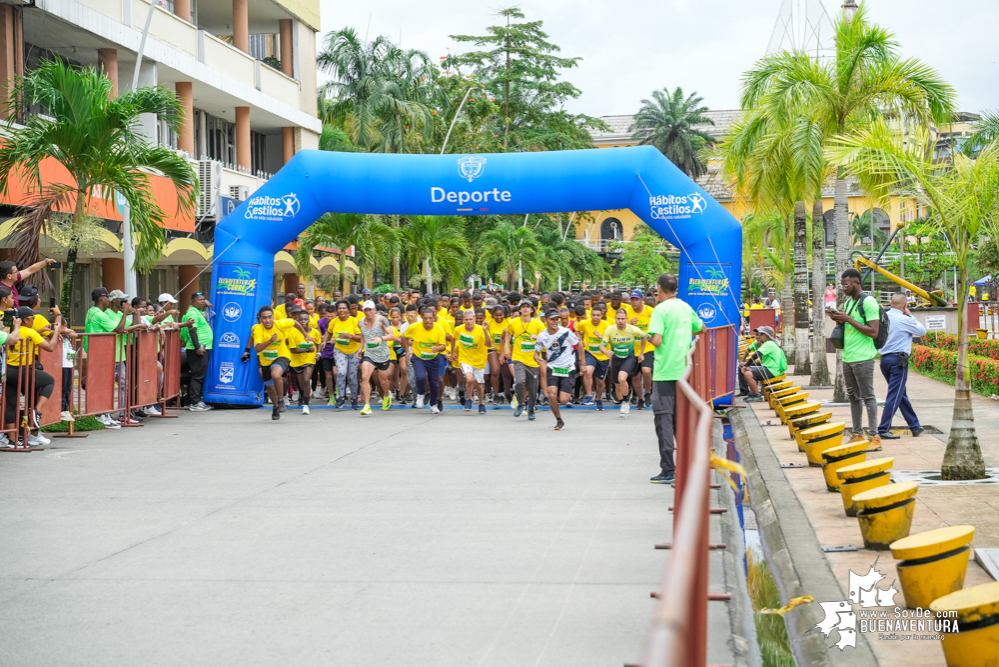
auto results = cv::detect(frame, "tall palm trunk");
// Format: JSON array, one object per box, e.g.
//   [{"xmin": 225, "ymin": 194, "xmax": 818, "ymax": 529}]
[
  {"xmin": 424, "ymin": 257, "xmax": 432, "ymax": 294},
  {"xmin": 832, "ymin": 169, "xmax": 850, "ymax": 401},
  {"xmin": 810, "ymin": 198, "xmax": 831, "ymax": 385},
  {"xmin": 941, "ymin": 262, "xmax": 987, "ymax": 480},
  {"xmin": 793, "ymin": 201, "xmax": 810, "ymax": 376},
  {"xmin": 781, "ymin": 270, "xmax": 794, "ymax": 365},
  {"xmin": 393, "ymin": 215, "xmax": 401, "ymax": 289},
  {"xmin": 338, "ymin": 251, "xmax": 347, "ymax": 293},
  {"xmin": 60, "ymin": 195, "xmax": 87, "ymax": 315}
]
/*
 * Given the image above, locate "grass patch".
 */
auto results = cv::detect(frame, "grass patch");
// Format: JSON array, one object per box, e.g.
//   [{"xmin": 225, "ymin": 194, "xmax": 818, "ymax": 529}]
[
  {"xmin": 747, "ymin": 548, "xmax": 796, "ymax": 667},
  {"xmin": 41, "ymin": 415, "xmax": 106, "ymax": 433}
]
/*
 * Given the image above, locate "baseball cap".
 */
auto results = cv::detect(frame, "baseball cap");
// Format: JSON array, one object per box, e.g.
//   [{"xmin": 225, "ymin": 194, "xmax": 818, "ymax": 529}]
[
  {"xmin": 630, "ymin": 289, "xmax": 643, "ymax": 299},
  {"xmin": 92, "ymin": 287, "xmax": 109, "ymax": 300},
  {"xmin": 17, "ymin": 284, "xmax": 38, "ymax": 302},
  {"xmin": 158, "ymin": 292, "xmax": 178, "ymax": 304},
  {"xmin": 361, "ymin": 300, "xmax": 376, "ymax": 310},
  {"xmin": 544, "ymin": 309, "xmax": 559, "ymax": 319},
  {"xmin": 361, "ymin": 288, "xmax": 372, "ymax": 294},
  {"xmin": 108, "ymin": 289, "xmax": 129, "ymax": 300},
  {"xmin": 15, "ymin": 306, "xmax": 37, "ymax": 319},
  {"xmin": 754, "ymin": 326, "xmax": 776, "ymax": 340}
]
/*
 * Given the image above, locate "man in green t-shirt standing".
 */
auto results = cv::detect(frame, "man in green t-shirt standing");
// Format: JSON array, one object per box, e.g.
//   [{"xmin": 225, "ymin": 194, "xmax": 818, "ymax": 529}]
[
  {"xmin": 740, "ymin": 326, "xmax": 786, "ymax": 401},
  {"xmin": 647, "ymin": 273, "xmax": 704, "ymax": 484},
  {"xmin": 829, "ymin": 268, "xmax": 881, "ymax": 449},
  {"xmin": 182, "ymin": 292, "xmax": 214, "ymax": 412}
]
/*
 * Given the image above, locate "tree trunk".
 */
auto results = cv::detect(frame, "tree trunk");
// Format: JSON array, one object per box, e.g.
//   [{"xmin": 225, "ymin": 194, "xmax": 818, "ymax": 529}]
[
  {"xmin": 61, "ymin": 244, "xmax": 78, "ymax": 316},
  {"xmin": 424, "ymin": 257, "xmax": 432, "ymax": 295},
  {"xmin": 781, "ymin": 269, "xmax": 795, "ymax": 365},
  {"xmin": 793, "ymin": 201, "xmax": 811, "ymax": 376},
  {"xmin": 941, "ymin": 261, "xmax": 987, "ymax": 480},
  {"xmin": 392, "ymin": 215, "xmax": 400, "ymax": 289},
  {"xmin": 810, "ymin": 198, "xmax": 831, "ymax": 385},
  {"xmin": 338, "ymin": 252, "xmax": 347, "ymax": 293},
  {"xmin": 833, "ymin": 172, "xmax": 850, "ymax": 402}
]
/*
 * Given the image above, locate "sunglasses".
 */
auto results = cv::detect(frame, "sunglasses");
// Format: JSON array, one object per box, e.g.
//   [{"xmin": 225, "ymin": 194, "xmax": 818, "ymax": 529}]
[{"xmin": 192, "ymin": 292, "xmax": 205, "ymax": 297}]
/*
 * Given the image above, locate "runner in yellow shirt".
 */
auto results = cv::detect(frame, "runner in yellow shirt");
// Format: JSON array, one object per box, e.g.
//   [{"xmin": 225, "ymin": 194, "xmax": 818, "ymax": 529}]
[
  {"xmin": 504, "ymin": 301, "xmax": 545, "ymax": 419},
  {"xmin": 322, "ymin": 300, "xmax": 362, "ymax": 409},
  {"xmin": 286, "ymin": 310, "xmax": 320, "ymax": 414},
  {"xmin": 576, "ymin": 304, "xmax": 610, "ymax": 410},
  {"xmin": 486, "ymin": 305, "xmax": 511, "ymax": 405},
  {"xmin": 600, "ymin": 308, "xmax": 648, "ymax": 419},
  {"xmin": 623, "ymin": 289, "xmax": 655, "ymax": 410},
  {"xmin": 242, "ymin": 305, "xmax": 305, "ymax": 420},
  {"xmin": 452, "ymin": 309, "xmax": 493, "ymax": 413},
  {"xmin": 403, "ymin": 306, "xmax": 450, "ymax": 413}
]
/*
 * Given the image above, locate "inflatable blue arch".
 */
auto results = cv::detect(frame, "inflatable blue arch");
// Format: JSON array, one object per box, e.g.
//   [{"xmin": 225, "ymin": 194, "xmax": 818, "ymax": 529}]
[{"xmin": 203, "ymin": 145, "xmax": 741, "ymax": 405}]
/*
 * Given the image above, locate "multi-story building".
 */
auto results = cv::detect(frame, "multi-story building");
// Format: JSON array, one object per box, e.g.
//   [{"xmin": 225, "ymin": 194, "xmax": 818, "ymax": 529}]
[{"xmin": 0, "ymin": 0, "xmax": 357, "ymax": 323}]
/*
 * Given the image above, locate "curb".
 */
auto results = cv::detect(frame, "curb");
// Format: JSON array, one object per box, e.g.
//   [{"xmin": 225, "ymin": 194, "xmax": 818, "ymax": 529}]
[{"xmin": 727, "ymin": 405, "xmax": 880, "ymax": 667}]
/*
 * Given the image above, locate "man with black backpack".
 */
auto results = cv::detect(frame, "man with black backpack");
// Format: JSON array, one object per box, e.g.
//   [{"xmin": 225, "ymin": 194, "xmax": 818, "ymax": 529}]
[{"xmin": 829, "ymin": 268, "xmax": 885, "ymax": 450}]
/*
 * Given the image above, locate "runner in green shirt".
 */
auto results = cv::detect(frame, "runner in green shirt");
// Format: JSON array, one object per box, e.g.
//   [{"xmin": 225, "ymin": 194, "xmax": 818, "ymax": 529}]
[
  {"xmin": 647, "ymin": 273, "xmax": 704, "ymax": 484},
  {"xmin": 829, "ymin": 268, "xmax": 881, "ymax": 447}
]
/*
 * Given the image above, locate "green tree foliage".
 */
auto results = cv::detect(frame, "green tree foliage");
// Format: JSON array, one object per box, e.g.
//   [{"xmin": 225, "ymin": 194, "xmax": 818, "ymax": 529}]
[
  {"xmin": 449, "ymin": 8, "xmax": 604, "ymax": 151},
  {"xmin": 398, "ymin": 215, "xmax": 470, "ymax": 293},
  {"xmin": 0, "ymin": 59, "xmax": 198, "ymax": 311},
  {"xmin": 477, "ymin": 221, "xmax": 541, "ymax": 289},
  {"xmin": 629, "ymin": 87, "xmax": 715, "ymax": 178},
  {"xmin": 611, "ymin": 223, "xmax": 675, "ymax": 292},
  {"xmin": 294, "ymin": 213, "xmax": 399, "ymax": 292}
]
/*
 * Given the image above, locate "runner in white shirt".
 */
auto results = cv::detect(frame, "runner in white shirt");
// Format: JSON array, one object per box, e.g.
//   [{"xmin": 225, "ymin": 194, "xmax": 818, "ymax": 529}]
[{"xmin": 535, "ymin": 309, "xmax": 579, "ymax": 431}]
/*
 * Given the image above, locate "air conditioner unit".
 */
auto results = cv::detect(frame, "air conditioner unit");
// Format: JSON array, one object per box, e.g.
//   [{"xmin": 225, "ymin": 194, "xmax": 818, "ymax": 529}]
[
  {"xmin": 197, "ymin": 159, "xmax": 222, "ymax": 218},
  {"xmin": 229, "ymin": 185, "xmax": 250, "ymax": 201}
]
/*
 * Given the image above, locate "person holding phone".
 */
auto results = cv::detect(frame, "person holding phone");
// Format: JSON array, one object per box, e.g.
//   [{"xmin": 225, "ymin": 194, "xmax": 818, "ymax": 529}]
[
  {"xmin": 0, "ymin": 258, "xmax": 57, "ymax": 306},
  {"xmin": 5, "ymin": 306, "xmax": 60, "ymax": 447}
]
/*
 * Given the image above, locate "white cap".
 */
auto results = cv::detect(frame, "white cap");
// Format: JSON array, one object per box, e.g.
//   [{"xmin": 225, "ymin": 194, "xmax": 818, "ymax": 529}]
[
  {"xmin": 361, "ymin": 300, "xmax": 376, "ymax": 310},
  {"xmin": 158, "ymin": 292, "xmax": 178, "ymax": 304}
]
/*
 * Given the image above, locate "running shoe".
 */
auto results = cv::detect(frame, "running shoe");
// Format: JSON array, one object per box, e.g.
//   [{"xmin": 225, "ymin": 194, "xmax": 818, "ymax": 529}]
[
  {"xmin": 145, "ymin": 405, "xmax": 162, "ymax": 416},
  {"xmin": 581, "ymin": 395, "xmax": 594, "ymax": 406},
  {"xmin": 279, "ymin": 399, "xmax": 287, "ymax": 413},
  {"xmin": 636, "ymin": 399, "xmax": 645, "ymax": 411},
  {"xmin": 554, "ymin": 420, "xmax": 565, "ymax": 431},
  {"xmin": 0, "ymin": 434, "xmax": 13, "ymax": 449},
  {"xmin": 650, "ymin": 473, "xmax": 674, "ymax": 484},
  {"xmin": 527, "ymin": 411, "xmax": 536, "ymax": 421},
  {"xmin": 360, "ymin": 404, "xmax": 372, "ymax": 416},
  {"xmin": 620, "ymin": 402, "xmax": 630, "ymax": 418},
  {"xmin": 514, "ymin": 405, "xmax": 524, "ymax": 418},
  {"xmin": 430, "ymin": 405, "xmax": 441, "ymax": 415},
  {"xmin": 351, "ymin": 398, "xmax": 359, "ymax": 411},
  {"xmin": 478, "ymin": 404, "xmax": 486, "ymax": 414},
  {"xmin": 382, "ymin": 395, "xmax": 392, "ymax": 411},
  {"xmin": 302, "ymin": 405, "xmax": 310, "ymax": 415},
  {"xmin": 272, "ymin": 406, "xmax": 280, "ymax": 420},
  {"xmin": 335, "ymin": 396, "xmax": 345, "ymax": 409},
  {"xmin": 437, "ymin": 399, "xmax": 443, "ymax": 412},
  {"xmin": 630, "ymin": 395, "xmax": 638, "ymax": 405},
  {"xmin": 31, "ymin": 409, "xmax": 42, "ymax": 428},
  {"xmin": 329, "ymin": 396, "xmax": 337, "ymax": 406},
  {"xmin": 60, "ymin": 410, "xmax": 75, "ymax": 423},
  {"xmin": 416, "ymin": 394, "xmax": 425, "ymax": 409},
  {"xmin": 511, "ymin": 395, "xmax": 519, "ymax": 411},
  {"xmin": 28, "ymin": 432, "xmax": 50, "ymax": 446},
  {"xmin": 595, "ymin": 400, "xmax": 604, "ymax": 411},
  {"xmin": 464, "ymin": 399, "xmax": 472, "ymax": 411}
]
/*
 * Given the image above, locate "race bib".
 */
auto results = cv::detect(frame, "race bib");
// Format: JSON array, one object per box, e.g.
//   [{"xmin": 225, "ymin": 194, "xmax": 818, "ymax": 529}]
[
  {"xmin": 262, "ymin": 350, "xmax": 278, "ymax": 360},
  {"xmin": 492, "ymin": 334, "xmax": 502, "ymax": 344},
  {"xmin": 519, "ymin": 341, "xmax": 535, "ymax": 352},
  {"xmin": 336, "ymin": 335, "xmax": 351, "ymax": 344},
  {"xmin": 419, "ymin": 351, "xmax": 436, "ymax": 360},
  {"xmin": 588, "ymin": 343, "xmax": 601, "ymax": 353},
  {"xmin": 366, "ymin": 342, "xmax": 379, "ymax": 349},
  {"xmin": 460, "ymin": 333, "xmax": 476, "ymax": 348},
  {"xmin": 552, "ymin": 366, "xmax": 570, "ymax": 377}
]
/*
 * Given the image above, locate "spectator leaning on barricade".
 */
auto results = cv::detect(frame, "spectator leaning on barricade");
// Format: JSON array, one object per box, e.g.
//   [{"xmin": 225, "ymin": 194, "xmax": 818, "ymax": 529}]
[
  {"xmin": 19, "ymin": 284, "xmax": 78, "ymax": 422},
  {"xmin": 85, "ymin": 288, "xmax": 134, "ymax": 429},
  {"xmin": 0, "ymin": 285, "xmax": 21, "ymax": 448},
  {"xmin": 4, "ymin": 305, "xmax": 61, "ymax": 447},
  {"xmin": 181, "ymin": 291, "xmax": 214, "ymax": 412},
  {"xmin": 107, "ymin": 290, "xmax": 149, "ymax": 424}
]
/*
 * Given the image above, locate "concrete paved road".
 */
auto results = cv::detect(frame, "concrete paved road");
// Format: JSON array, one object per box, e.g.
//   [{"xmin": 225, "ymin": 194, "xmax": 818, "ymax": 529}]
[{"xmin": 1, "ymin": 404, "xmax": 689, "ymax": 667}]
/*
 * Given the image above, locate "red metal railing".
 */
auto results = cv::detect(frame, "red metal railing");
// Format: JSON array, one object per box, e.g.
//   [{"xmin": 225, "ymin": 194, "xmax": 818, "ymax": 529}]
[{"xmin": 644, "ymin": 324, "xmax": 737, "ymax": 666}]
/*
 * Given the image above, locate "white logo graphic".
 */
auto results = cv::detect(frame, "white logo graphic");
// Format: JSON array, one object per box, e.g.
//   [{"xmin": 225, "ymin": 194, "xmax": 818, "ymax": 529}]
[
  {"xmin": 649, "ymin": 193, "xmax": 708, "ymax": 220},
  {"xmin": 814, "ymin": 562, "xmax": 899, "ymax": 650},
  {"xmin": 222, "ymin": 303, "xmax": 242, "ymax": 322},
  {"xmin": 219, "ymin": 362, "xmax": 235, "ymax": 384},
  {"xmin": 245, "ymin": 193, "xmax": 300, "ymax": 220},
  {"xmin": 457, "ymin": 155, "xmax": 487, "ymax": 182},
  {"xmin": 697, "ymin": 304, "xmax": 716, "ymax": 323},
  {"xmin": 688, "ymin": 192, "xmax": 706, "ymax": 214},
  {"xmin": 219, "ymin": 332, "xmax": 240, "ymax": 348}
]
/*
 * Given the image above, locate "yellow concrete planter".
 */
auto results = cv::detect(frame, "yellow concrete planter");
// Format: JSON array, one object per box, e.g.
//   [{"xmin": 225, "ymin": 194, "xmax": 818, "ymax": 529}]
[
  {"xmin": 929, "ymin": 581, "xmax": 999, "ymax": 667},
  {"xmin": 788, "ymin": 410, "xmax": 832, "ymax": 441},
  {"xmin": 798, "ymin": 422, "xmax": 846, "ymax": 467},
  {"xmin": 775, "ymin": 393, "xmax": 810, "ymax": 422},
  {"xmin": 762, "ymin": 379, "xmax": 793, "ymax": 395},
  {"xmin": 838, "ymin": 457, "xmax": 894, "ymax": 516},
  {"xmin": 768, "ymin": 386, "xmax": 801, "ymax": 408},
  {"xmin": 783, "ymin": 401, "xmax": 822, "ymax": 430},
  {"xmin": 891, "ymin": 525, "xmax": 975, "ymax": 610},
  {"xmin": 976, "ymin": 328, "xmax": 988, "ymax": 340},
  {"xmin": 821, "ymin": 440, "xmax": 868, "ymax": 490},
  {"xmin": 853, "ymin": 482, "xmax": 919, "ymax": 550}
]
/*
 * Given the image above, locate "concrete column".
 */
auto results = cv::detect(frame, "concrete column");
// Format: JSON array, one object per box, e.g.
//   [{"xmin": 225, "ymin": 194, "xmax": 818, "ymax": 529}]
[
  {"xmin": 174, "ymin": 0, "xmax": 191, "ymax": 22},
  {"xmin": 0, "ymin": 6, "xmax": 23, "ymax": 121},
  {"xmin": 178, "ymin": 265, "xmax": 201, "ymax": 313},
  {"xmin": 282, "ymin": 127, "xmax": 294, "ymax": 165},
  {"xmin": 101, "ymin": 258, "xmax": 125, "ymax": 292},
  {"xmin": 176, "ymin": 82, "xmax": 194, "ymax": 156},
  {"xmin": 279, "ymin": 19, "xmax": 293, "ymax": 77},
  {"xmin": 235, "ymin": 106, "xmax": 250, "ymax": 170},
  {"xmin": 97, "ymin": 48, "xmax": 118, "ymax": 98},
  {"xmin": 282, "ymin": 273, "xmax": 300, "ymax": 295},
  {"xmin": 232, "ymin": 0, "xmax": 248, "ymax": 53}
]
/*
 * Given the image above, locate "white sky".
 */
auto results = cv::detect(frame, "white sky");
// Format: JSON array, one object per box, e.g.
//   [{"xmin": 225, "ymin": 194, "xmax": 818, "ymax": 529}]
[{"xmin": 316, "ymin": 0, "xmax": 999, "ymax": 118}]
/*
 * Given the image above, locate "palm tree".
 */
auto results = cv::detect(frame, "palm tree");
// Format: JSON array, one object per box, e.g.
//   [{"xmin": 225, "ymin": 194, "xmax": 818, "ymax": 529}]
[
  {"xmin": 294, "ymin": 212, "xmax": 399, "ymax": 292},
  {"xmin": 478, "ymin": 221, "xmax": 541, "ymax": 290},
  {"xmin": 0, "ymin": 59, "xmax": 197, "ymax": 311},
  {"xmin": 964, "ymin": 110, "xmax": 999, "ymax": 156},
  {"xmin": 399, "ymin": 215, "xmax": 470, "ymax": 293},
  {"xmin": 629, "ymin": 87, "xmax": 715, "ymax": 178},
  {"xmin": 828, "ymin": 118, "xmax": 997, "ymax": 480}
]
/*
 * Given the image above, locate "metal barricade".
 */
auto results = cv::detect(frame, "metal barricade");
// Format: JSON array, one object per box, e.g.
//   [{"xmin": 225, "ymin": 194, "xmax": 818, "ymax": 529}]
[
  {"xmin": 157, "ymin": 329, "xmax": 182, "ymax": 416},
  {"xmin": 0, "ymin": 340, "xmax": 39, "ymax": 451},
  {"xmin": 644, "ymin": 324, "xmax": 738, "ymax": 666}
]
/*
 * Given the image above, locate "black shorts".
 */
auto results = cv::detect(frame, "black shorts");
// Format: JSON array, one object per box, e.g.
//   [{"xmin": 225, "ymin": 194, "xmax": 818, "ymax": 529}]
[
  {"xmin": 609, "ymin": 354, "xmax": 638, "ymax": 380},
  {"xmin": 641, "ymin": 349, "xmax": 655, "ymax": 370},
  {"xmin": 322, "ymin": 357, "xmax": 336, "ymax": 372},
  {"xmin": 546, "ymin": 368, "xmax": 576, "ymax": 394},
  {"xmin": 290, "ymin": 363, "xmax": 314, "ymax": 374},
  {"xmin": 747, "ymin": 365, "xmax": 776, "ymax": 382},
  {"xmin": 260, "ymin": 357, "xmax": 290, "ymax": 383},
  {"xmin": 362, "ymin": 357, "xmax": 391, "ymax": 372},
  {"xmin": 584, "ymin": 352, "xmax": 609, "ymax": 381}
]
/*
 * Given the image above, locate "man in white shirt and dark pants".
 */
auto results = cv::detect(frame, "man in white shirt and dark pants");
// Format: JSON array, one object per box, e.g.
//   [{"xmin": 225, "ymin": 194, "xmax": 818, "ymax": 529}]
[{"xmin": 878, "ymin": 293, "xmax": 926, "ymax": 439}]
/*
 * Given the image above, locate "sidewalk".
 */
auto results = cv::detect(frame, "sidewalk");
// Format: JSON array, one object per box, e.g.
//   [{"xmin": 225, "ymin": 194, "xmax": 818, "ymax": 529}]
[{"xmin": 744, "ymin": 352, "xmax": 999, "ymax": 667}]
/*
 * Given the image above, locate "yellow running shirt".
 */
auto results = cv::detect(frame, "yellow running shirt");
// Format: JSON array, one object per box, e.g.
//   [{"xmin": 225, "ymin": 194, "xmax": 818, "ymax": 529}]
[
  {"xmin": 404, "ymin": 323, "xmax": 448, "ymax": 360},
  {"xmin": 287, "ymin": 326, "xmax": 320, "ymax": 367},
  {"xmin": 328, "ymin": 316, "xmax": 361, "ymax": 355},
  {"xmin": 455, "ymin": 324, "xmax": 489, "ymax": 369},
  {"xmin": 576, "ymin": 318, "xmax": 610, "ymax": 361},
  {"xmin": 624, "ymin": 304, "xmax": 654, "ymax": 354},
  {"xmin": 251, "ymin": 318, "xmax": 297, "ymax": 366},
  {"xmin": 506, "ymin": 317, "xmax": 545, "ymax": 367},
  {"xmin": 602, "ymin": 324, "xmax": 646, "ymax": 358},
  {"xmin": 7, "ymin": 326, "xmax": 45, "ymax": 366},
  {"xmin": 486, "ymin": 318, "xmax": 508, "ymax": 347}
]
